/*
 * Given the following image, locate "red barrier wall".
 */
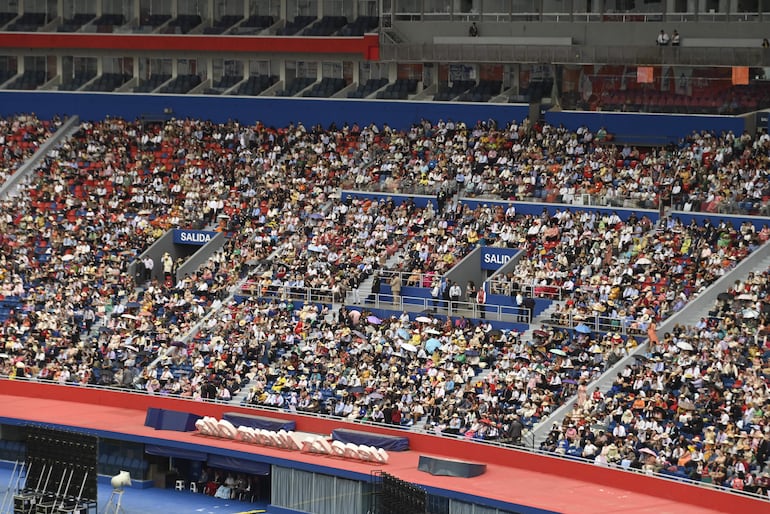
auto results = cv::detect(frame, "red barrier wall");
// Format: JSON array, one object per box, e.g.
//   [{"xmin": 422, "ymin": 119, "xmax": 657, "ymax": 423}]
[
  {"xmin": 1, "ymin": 380, "xmax": 765, "ymax": 513},
  {"xmin": 0, "ymin": 33, "xmax": 379, "ymax": 60}
]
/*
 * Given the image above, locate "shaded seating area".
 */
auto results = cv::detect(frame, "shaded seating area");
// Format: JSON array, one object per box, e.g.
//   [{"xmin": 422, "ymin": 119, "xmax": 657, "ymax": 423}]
[
  {"xmin": 0, "ymin": 11, "xmax": 17, "ymax": 28},
  {"xmin": 165, "ymin": 14, "xmax": 203, "ymax": 34},
  {"xmin": 302, "ymin": 77, "xmax": 346, "ymax": 98},
  {"xmin": 139, "ymin": 13, "xmax": 173, "ymax": 29},
  {"xmin": 81, "ymin": 73, "xmax": 131, "ymax": 92},
  {"xmin": 433, "ymin": 80, "xmax": 476, "ymax": 102},
  {"xmin": 276, "ymin": 77, "xmax": 316, "ymax": 97},
  {"xmin": 205, "ymin": 74, "xmax": 242, "ymax": 94},
  {"xmin": 276, "ymin": 16, "xmax": 316, "ymax": 35},
  {"xmin": 338, "ymin": 16, "xmax": 379, "ymax": 36},
  {"xmin": 57, "ymin": 13, "xmax": 97, "ymax": 32},
  {"xmin": 347, "ymin": 77, "xmax": 389, "ymax": 98},
  {"xmin": 5, "ymin": 12, "xmax": 48, "ymax": 31},
  {"xmin": 3, "ymin": 70, "xmax": 47, "ymax": 90},
  {"xmin": 375, "ymin": 78, "xmax": 418, "ymax": 100},
  {"xmin": 229, "ymin": 74, "xmax": 278, "ymax": 96},
  {"xmin": 203, "ymin": 15, "xmax": 244, "ymax": 34},
  {"xmin": 134, "ymin": 74, "xmax": 172, "ymax": 93},
  {"xmin": 92, "ymin": 13, "xmax": 126, "ymax": 32},
  {"xmin": 159, "ymin": 74, "xmax": 202, "ymax": 94},
  {"xmin": 58, "ymin": 71, "xmax": 97, "ymax": 91},
  {"xmin": 458, "ymin": 80, "xmax": 503, "ymax": 102},
  {"xmin": 231, "ymin": 15, "xmax": 274, "ymax": 34},
  {"xmin": 302, "ymin": 16, "xmax": 347, "ymax": 36},
  {"xmin": 0, "ymin": 69, "xmax": 15, "ymax": 86}
]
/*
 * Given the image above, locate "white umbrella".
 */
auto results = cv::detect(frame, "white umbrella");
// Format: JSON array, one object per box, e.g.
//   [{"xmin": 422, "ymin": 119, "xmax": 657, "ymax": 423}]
[
  {"xmin": 400, "ymin": 342, "xmax": 418, "ymax": 352},
  {"xmin": 736, "ymin": 293, "xmax": 756, "ymax": 301},
  {"xmin": 676, "ymin": 341, "xmax": 694, "ymax": 351},
  {"xmin": 61, "ymin": 254, "xmax": 75, "ymax": 261},
  {"xmin": 636, "ymin": 257, "xmax": 652, "ymax": 265},
  {"xmin": 121, "ymin": 314, "xmax": 139, "ymax": 320},
  {"xmin": 425, "ymin": 328, "xmax": 442, "ymax": 335},
  {"xmin": 415, "ymin": 316, "xmax": 432, "ymax": 323}
]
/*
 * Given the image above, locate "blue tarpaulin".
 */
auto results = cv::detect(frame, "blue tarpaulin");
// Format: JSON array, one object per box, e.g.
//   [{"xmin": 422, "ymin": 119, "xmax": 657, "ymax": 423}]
[
  {"xmin": 331, "ymin": 428, "xmax": 409, "ymax": 452},
  {"xmin": 207, "ymin": 454, "xmax": 270, "ymax": 475},
  {"xmin": 144, "ymin": 444, "xmax": 207, "ymax": 461}
]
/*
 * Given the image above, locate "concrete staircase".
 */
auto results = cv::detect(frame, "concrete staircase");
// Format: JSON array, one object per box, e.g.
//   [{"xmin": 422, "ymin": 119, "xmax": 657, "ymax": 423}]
[{"xmin": 530, "ymin": 239, "xmax": 770, "ymax": 448}]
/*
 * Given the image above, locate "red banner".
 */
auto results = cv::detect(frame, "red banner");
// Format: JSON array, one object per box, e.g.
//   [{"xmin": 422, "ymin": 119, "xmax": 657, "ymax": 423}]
[{"xmin": 0, "ymin": 32, "xmax": 380, "ymax": 60}]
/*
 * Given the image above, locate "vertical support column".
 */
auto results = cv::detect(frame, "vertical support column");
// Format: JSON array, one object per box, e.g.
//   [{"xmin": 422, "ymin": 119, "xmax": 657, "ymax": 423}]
[
  {"xmin": 172, "ymin": 0, "xmax": 178, "ymax": 18},
  {"xmin": 134, "ymin": 0, "xmax": 141, "ymax": 25},
  {"xmin": 57, "ymin": 0, "xmax": 64, "ymax": 22},
  {"xmin": 18, "ymin": 0, "xmax": 24, "ymax": 16},
  {"xmin": 206, "ymin": 57, "xmax": 213, "ymax": 83}
]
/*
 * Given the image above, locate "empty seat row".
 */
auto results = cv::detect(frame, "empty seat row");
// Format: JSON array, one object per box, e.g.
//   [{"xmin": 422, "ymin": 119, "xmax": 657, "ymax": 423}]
[
  {"xmin": 58, "ymin": 71, "xmax": 97, "ymax": 91},
  {"xmin": 276, "ymin": 76, "xmax": 316, "ymax": 97},
  {"xmin": 277, "ymin": 15, "xmax": 316, "ymax": 35},
  {"xmin": 57, "ymin": 13, "xmax": 96, "ymax": 32},
  {"xmin": 3, "ymin": 70, "xmax": 47, "ymax": 90},
  {"xmin": 347, "ymin": 77, "xmax": 389, "ymax": 98},
  {"xmin": 134, "ymin": 74, "xmax": 171, "ymax": 93},
  {"xmin": 303, "ymin": 77, "xmax": 346, "ymax": 98},
  {"xmin": 82, "ymin": 73, "xmax": 131, "ymax": 92},
  {"xmin": 203, "ymin": 14, "xmax": 247, "ymax": 34},
  {"xmin": 229, "ymin": 75, "xmax": 278, "ymax": 96},
  {"xmin": 375, "ymin": 78, "xmax": 418, "ymax": 100},
  {"xmin": 159, "ymin": 74, "xmax": 201, "ymax": 94},
  {"xmin": 5, "ymin": 12, "xmax": 49, "ymax": 31},
  {"xmin": 302, "ymin": 16, "xmax": 347, "ymax": 36}
]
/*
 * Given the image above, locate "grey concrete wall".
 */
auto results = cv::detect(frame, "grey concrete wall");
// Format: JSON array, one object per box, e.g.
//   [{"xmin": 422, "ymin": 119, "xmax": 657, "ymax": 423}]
[
  {"xmin": 175, "ymin": 232, "xmax": 227, "ymax": 282},
  {"xmin": 393, "ymin": 21, "xmax": 769, "ymax": 47},
  {"xmin": 444, "ymin": 247, "xmax": 484, "ymax": 301}
]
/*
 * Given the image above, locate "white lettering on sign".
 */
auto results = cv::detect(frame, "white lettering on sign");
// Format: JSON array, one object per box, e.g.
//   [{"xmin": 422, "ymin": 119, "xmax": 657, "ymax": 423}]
[
  {"xmin": 179, "ymin": 232, "xmax": 213, "ymax": 244},
  {"xmin": 483, "ymin": 254, "xmax": 512, "ymax": 265}
]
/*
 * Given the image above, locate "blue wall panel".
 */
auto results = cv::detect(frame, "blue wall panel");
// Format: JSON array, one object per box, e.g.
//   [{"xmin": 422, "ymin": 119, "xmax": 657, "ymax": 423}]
[
  {"xmin": 0, "ymin": 92, "xmax": 747, "ymax": 144},
  {"xmin": 340, "ymin": 191, "xmax": 770, "ymax": 231},
  {"xmin": 545, "ymin": 110, "xmax": 745, "ymax": 145},
  {"xmin": 0, "ymin": 91, "xmax": 529, "ymax": 129}
]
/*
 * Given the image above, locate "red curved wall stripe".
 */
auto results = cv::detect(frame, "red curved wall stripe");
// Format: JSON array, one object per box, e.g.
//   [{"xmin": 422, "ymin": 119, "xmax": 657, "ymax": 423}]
[
  {"xmin": 0, "ymin": 33, "xmax": 379, "ymax": 60},
  {"xmin": 2, "ymin": 380, "xmax": 766, "ymax": 513}
]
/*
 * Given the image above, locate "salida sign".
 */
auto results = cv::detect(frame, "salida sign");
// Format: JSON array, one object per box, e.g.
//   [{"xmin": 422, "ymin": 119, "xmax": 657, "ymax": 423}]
[
  {"xmin": 480, "ymin": 247, "xmax": 519, "ymax": 270},
  {"xmin": 173, "ymin": 229, "xmax": 217, "ymax": 246}
]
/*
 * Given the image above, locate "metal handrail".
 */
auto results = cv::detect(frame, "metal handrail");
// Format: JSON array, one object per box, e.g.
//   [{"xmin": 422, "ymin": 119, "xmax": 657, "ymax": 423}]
[
  {"xmin": 237, "ymin": 283, "xmax": 532, "ymax": 322},
  {"xmin": 379, "ymin": 43, "xmax": 770, "ymax": 67},
  {"xmin": 487, "ymin": 278, "xmax": 565, "ymax": 301},
  {"xmin": 1, "ymin": 376, "xmax": 767, "ymax": 504}
]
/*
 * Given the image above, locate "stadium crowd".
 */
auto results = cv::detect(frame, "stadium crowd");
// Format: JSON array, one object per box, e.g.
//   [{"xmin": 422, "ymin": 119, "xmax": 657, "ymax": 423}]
[
  {"xmin": 0, "ymin": 114, "xmax": 768, "ymax": 497},
  {"xmin": 538, "ymin": 268, "xmax": 770, "ymax": 496},
  {"xmin": 346, "ymin": 118, "xmax": 770, "ymax": 216},
  {"xmin": 0, "ymin": 114, "xmax": 59, "ymax": 183}
]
